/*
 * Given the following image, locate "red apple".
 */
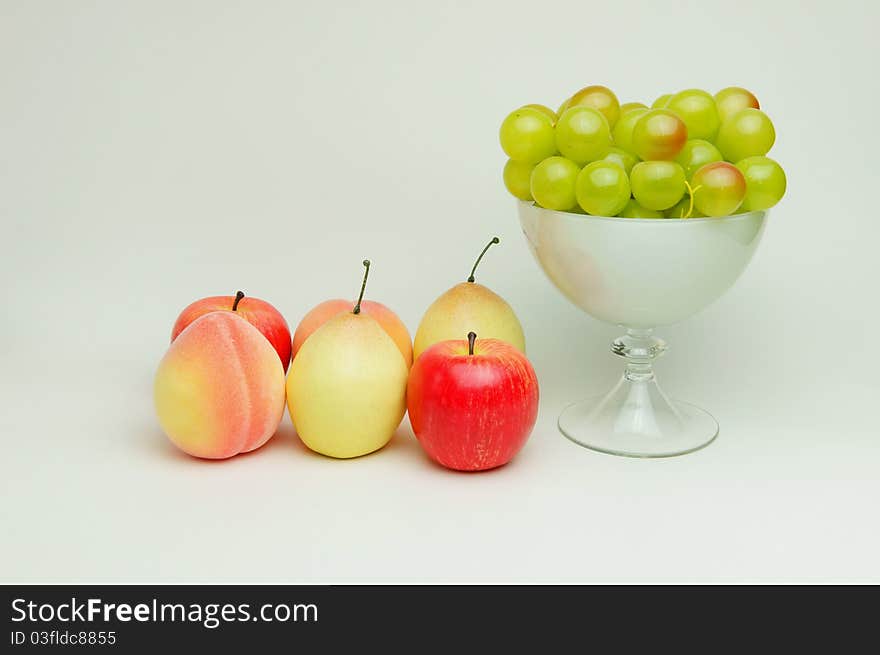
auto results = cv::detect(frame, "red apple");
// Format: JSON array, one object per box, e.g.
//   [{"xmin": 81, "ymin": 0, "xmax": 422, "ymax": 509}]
[
  {"xmin": 407, "ymin": 332, "xmax": 539, "ymax": 471},
  {"xmin": 171, "ymin": 291, "xmax": 292, "ymax": 372}
]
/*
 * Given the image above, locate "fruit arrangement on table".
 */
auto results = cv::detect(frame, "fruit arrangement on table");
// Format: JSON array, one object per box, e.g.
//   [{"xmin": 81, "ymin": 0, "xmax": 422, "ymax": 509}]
[
  {"xmin": 153, "ymin": 82, "xmax": 787, "ymax": 470},
  {"xmin": 154, "ymin": 239, "xmax": 539, "ymax": 472},
  {"xmin": 501, "ymin": 85, "xmax": 786, "ymax": 218}
]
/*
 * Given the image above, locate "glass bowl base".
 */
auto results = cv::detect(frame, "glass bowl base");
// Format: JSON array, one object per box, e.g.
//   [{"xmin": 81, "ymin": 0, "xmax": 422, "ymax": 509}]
[{"xmin": 558, "ymin": 394, "xmax": 719, "ymax": 458}]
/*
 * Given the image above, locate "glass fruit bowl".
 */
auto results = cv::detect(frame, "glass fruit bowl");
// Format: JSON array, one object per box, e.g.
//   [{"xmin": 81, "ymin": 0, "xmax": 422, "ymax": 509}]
[{"xmin": 518, "ymin": 200, "xmax": 767, "ymax": 457}]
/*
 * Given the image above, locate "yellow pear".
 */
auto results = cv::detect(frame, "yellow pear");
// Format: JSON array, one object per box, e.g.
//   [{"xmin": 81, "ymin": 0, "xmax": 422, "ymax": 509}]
[
  {"xmin": 287, "ymin": 261, "xmax": 408, "ymax": 458},
  {"xmin": 413, "ymin": 237, "xmax": 525, "ymax": 360}
]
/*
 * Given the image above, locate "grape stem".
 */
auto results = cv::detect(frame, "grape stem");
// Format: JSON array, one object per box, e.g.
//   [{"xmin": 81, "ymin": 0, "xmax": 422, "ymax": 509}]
[
  {"xmin": 232, "ymin": 291, "xmax": 245, "ymax": 311},
  {"xmin": 682, "ymin": 181, "xmax": 702, "ymax": 219},
  {"xmin": 352, "ymin": 260, "xmax": 371, "ymax": 315},
  {"xmin": 468, "ymin": 237, "xmax": 500, "ymax": 283}
]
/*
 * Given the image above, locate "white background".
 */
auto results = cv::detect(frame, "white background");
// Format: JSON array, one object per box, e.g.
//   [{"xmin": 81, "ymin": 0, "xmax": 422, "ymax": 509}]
[{"xmin": 2, "ymin": 0, "xmax": 878, "ymax": 583}]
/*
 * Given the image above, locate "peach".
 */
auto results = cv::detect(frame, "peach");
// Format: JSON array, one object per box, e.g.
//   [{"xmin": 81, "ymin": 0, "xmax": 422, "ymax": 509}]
[
  {"xmin": 154, "ymin": 312, "xmax": 286, "ymax": 459},
  {"xmin": 292, "ymin": 299, "xmax": 412, "ymax": 367}
]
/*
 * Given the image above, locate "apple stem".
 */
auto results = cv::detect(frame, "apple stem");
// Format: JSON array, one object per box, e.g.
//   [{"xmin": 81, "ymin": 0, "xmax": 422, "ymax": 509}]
[
  {"xmin": 467, "ymin": 236, "xmax": 500, "ymax": 283},
  {"xmin": 232, "ymin": 291, "xmax": 245, "ymax": 311},
  {"xmin": 468, "ymin": 331, "xmax": 477, "ymax": 356},
  {"xmin": 352, "ymin": 260, "xmax": 371, "ymax": 315}
]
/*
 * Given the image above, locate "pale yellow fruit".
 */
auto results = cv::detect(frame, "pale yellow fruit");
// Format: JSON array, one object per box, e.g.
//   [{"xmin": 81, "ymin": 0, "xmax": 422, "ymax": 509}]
[
  {"xmin": 413, "ymin": 282, "xmax": 525, "ymax": 360},
  {"xmin": 286, "ymin": 312, "xmax": 408, "ymax": 458}
]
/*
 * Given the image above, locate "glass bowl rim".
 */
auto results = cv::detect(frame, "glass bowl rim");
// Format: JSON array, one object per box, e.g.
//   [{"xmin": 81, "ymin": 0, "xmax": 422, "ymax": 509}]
[{"xmin": 518, "ymin": 200, "xmax": 768, "ymax": 224}]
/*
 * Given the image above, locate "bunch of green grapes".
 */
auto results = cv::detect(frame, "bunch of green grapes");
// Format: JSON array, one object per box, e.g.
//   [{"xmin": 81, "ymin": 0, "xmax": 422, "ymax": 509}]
[{"xmin": 500, "ymin": 85, "xmax": 786, "ymax": 219}]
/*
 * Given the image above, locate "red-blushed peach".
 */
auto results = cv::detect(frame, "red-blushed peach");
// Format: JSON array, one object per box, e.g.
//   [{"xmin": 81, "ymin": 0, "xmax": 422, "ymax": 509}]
[
  {"xmin": 292, "ymin": 299, "xmax": 412, "ymax": 367},
  {"xmin": 171, "ymin": 292, "xmax": 292, "ymax": 372},
  {"xmin": 155, "ymin": 312, "xmax": 286, "ymax": 459}
]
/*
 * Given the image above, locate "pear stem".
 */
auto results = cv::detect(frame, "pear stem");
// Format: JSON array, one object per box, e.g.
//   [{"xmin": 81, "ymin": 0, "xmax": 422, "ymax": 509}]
[
  {"xmin": 232, "ymin": 291, "xmax": 245, "ymax": 311},
  {"xmin": 467, "ymin": 331, "xmax": 477, "ymax": 356},
  {"xmin": 353, "ymin": 260, "xmax": 371, "ymax": 315},
  {"xmin": 467, "ymin": 236, "xmax": 500, "ymax": 283}
]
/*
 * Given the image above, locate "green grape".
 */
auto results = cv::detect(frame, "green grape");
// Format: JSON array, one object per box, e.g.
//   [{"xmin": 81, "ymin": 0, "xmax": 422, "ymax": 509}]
[
  {"xmin": 530, "ymin": 156, "xmax": 580, "ymax": 211},
  {"xmin": 735, "ymin": 156, "xmax": 786, "ymax": 211},
  {"xmin": 499, "ymin": 107, "xmax": 557, "ymax": 163},
  {"xmin": 618, "ymin": 198, "xmax": 665, "ymax": 219},
  {"xmin": 631, "ymin": 109, "xmax": 688, "ymax": 161},
  {"xmin": 652, "ymin": 94, "xmax": 672, "ymax": 109},
  {"xmin": 503, "ymin": 159, "xmax": 535, "ymax": 200},
  {"xmin": 666, "ymin": 89, "xmax": 720, "ymax": 141},
  {"xmin": 565, "ymin": 85, "xmax": 620, "ymax": 129},
  {"xmin": 603, "ymin": 146, "xmax": 639, "ymax": 175},
  {"xmin": 521, "ymin": 103, "xmax": 557, "ymax": 124},
  {"xmin": 691, "ymin": 161, "xmax": 746, "ymax": 216},
  {"xmin": 715, "ymin": 108, "xmax": 775, "ymax": 162},
  {"xmin": 557, "ymin": 97, "xmax": 570, "ymax": 116},
  {"xmin": 715, "ymin": 87, "xmax": 759, "ymax": 123},
  {"xmin": 555, "ymin": 106, "xmax": 611, "ymax": 165},
  {"xmin": 630, "ymin": 160, "xmax": 686, "ymax": 210},
  {"xmin": 665, "ymin": 195, "xmax": 705, "ymax": 219},
  {"xmin": 620, "ymin": 102, "xmax": 648, "ymax": 115},
  {"xmin": 675, "ymin": 139, "xmax": 723, "ymax": 181},
  {"xmin": 611, "ymin": 107, "xmax": 648, "ymax": 154},
  {"xmin": 575, "ymin": 161, "xmax": 631, "ymax": 216}
]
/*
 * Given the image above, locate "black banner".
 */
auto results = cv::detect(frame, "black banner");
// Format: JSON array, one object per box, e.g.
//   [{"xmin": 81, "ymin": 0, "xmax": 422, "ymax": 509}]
[{"xmin": 2, "ymin": 585, "xmax": 876, "ymax": 650}]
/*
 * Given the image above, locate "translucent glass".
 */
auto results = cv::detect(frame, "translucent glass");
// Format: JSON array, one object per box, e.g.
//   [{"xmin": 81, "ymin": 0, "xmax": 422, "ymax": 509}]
[{"xmin": 518, "ymin": 201, "xmax": 767, "ymax": 457}]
